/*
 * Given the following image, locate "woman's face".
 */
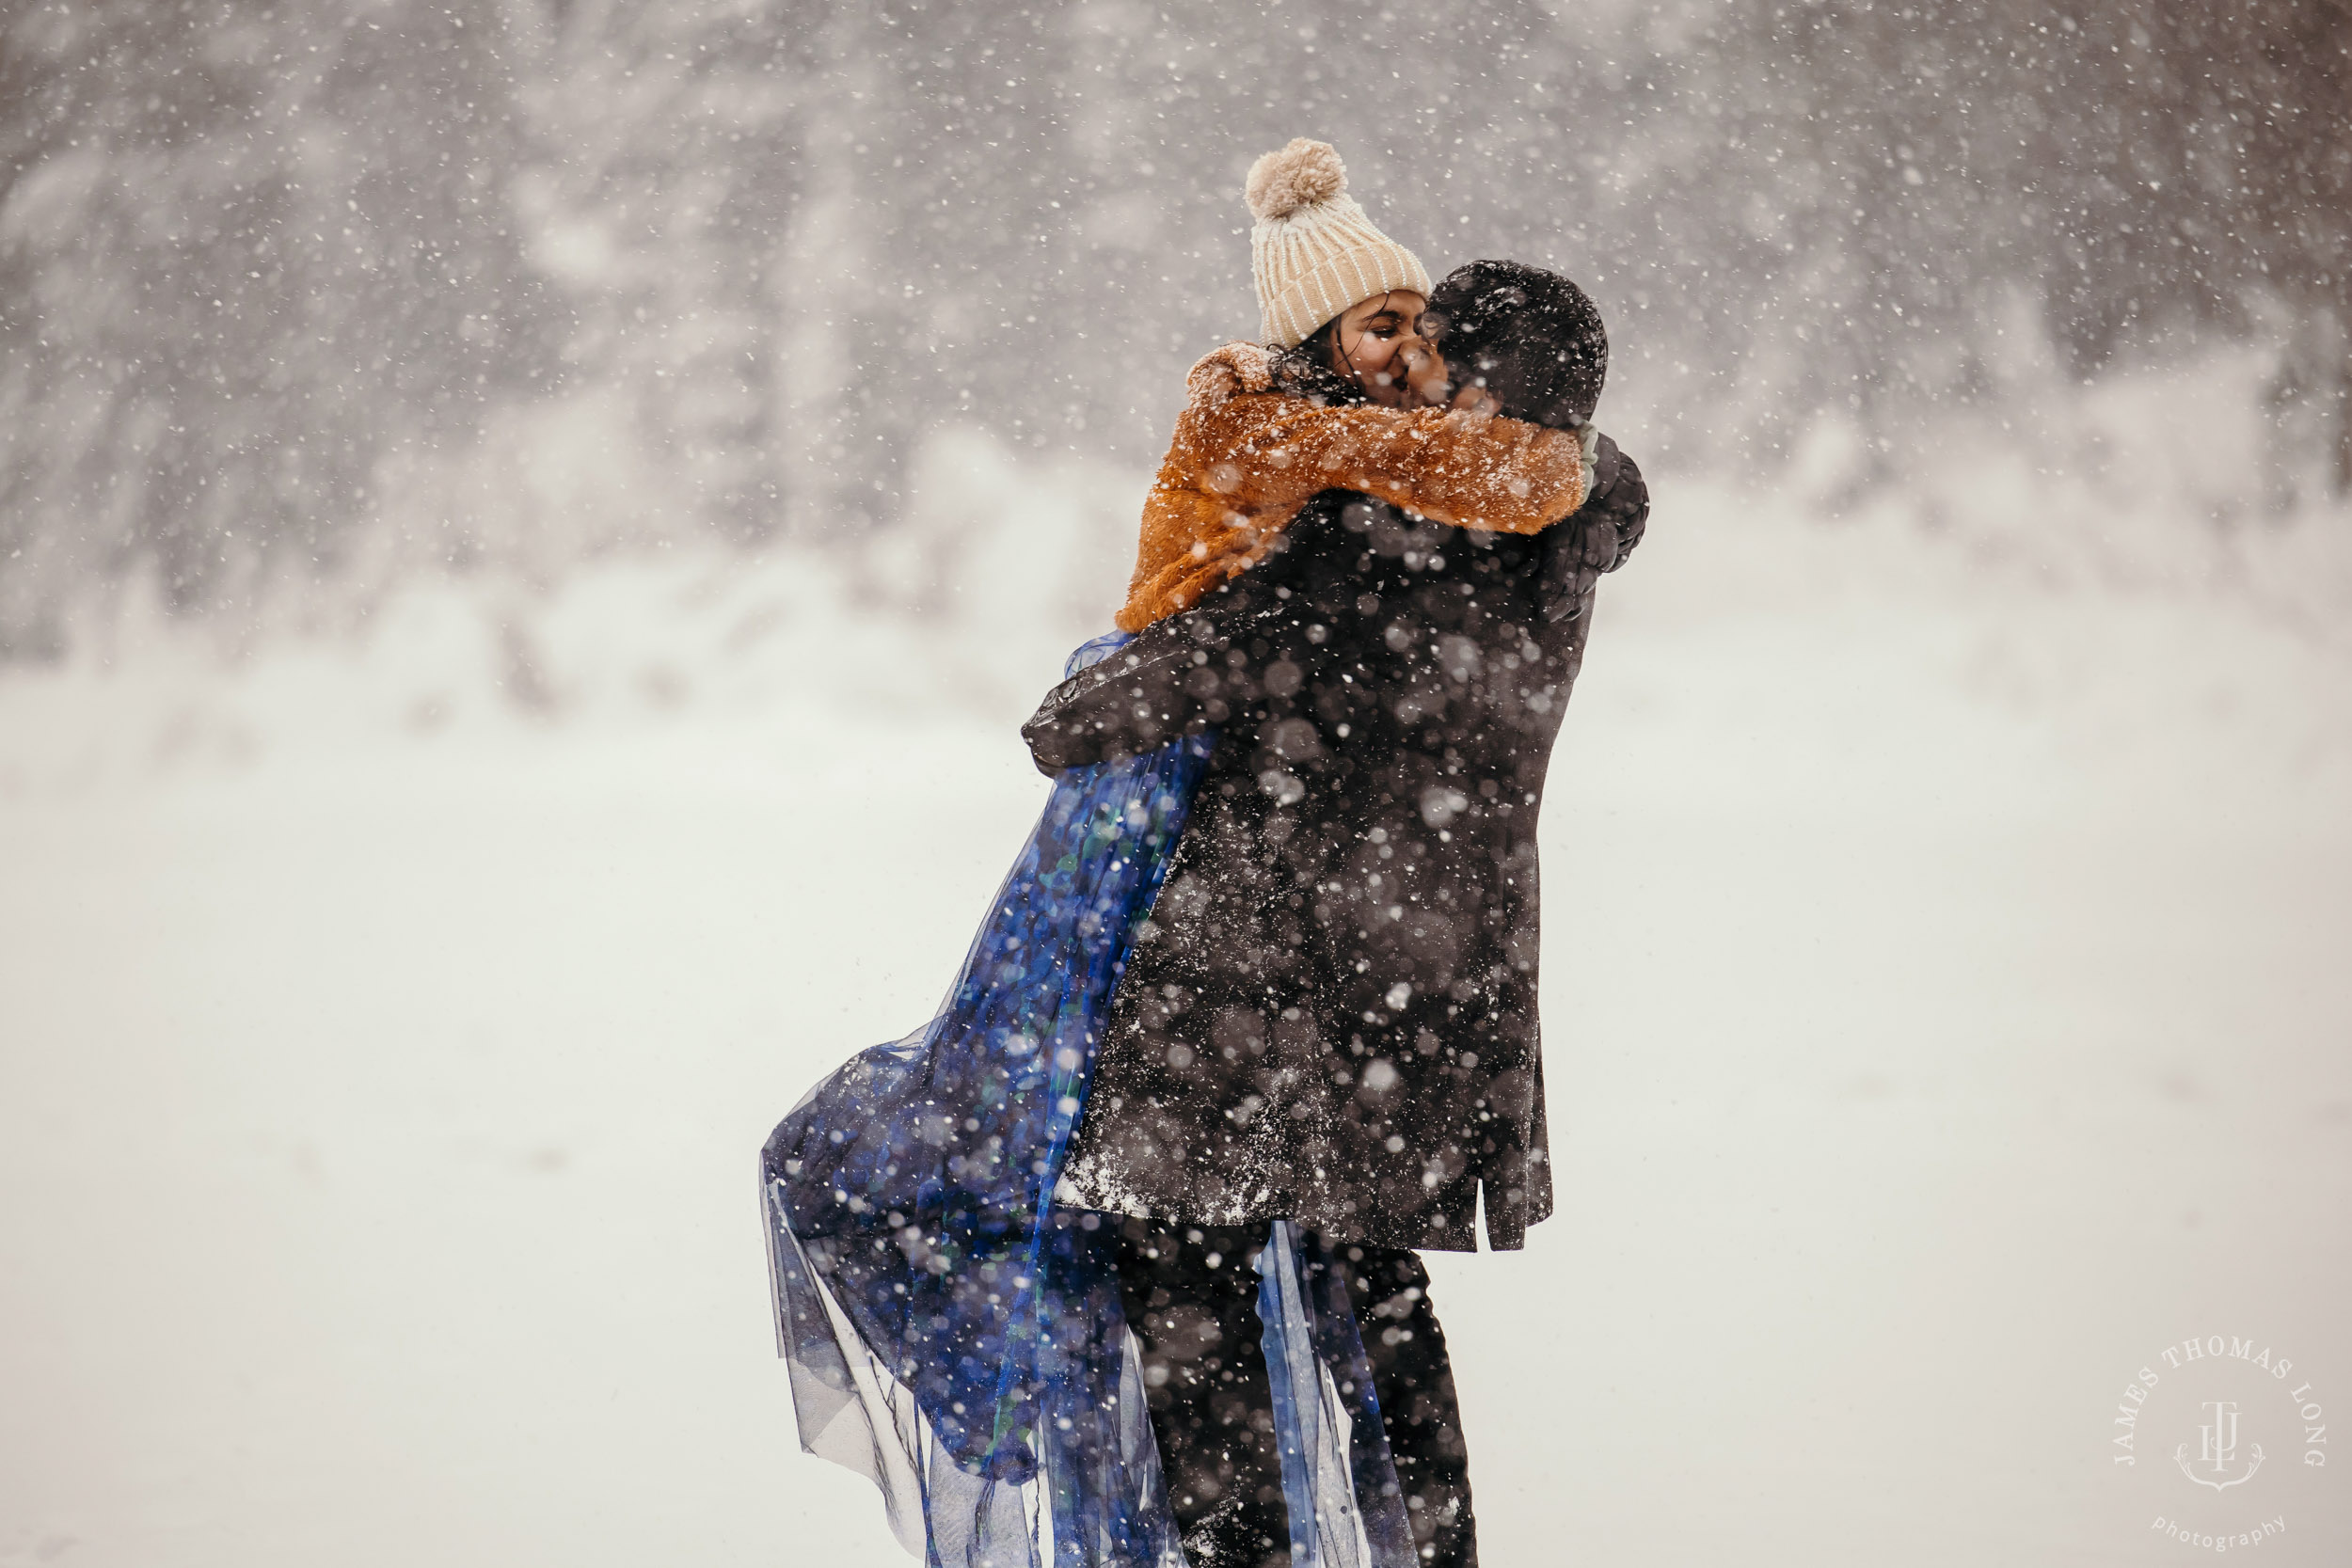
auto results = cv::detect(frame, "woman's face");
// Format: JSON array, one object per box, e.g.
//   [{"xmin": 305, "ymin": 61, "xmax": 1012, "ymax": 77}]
[{"xmin": 1325, "ymin": 290, "xmax": 1444, "ymax": 407}]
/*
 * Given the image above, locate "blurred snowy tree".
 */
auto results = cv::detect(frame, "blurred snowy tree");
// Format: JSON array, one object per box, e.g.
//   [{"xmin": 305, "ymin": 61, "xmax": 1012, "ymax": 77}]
[
  {"xmin": 503, "ymin": 0, "xmax": 816, "ymax": 542},
  {"xmin": 2, "ymin": 0, "xmax": 2344, "ymax": 652},
  {"xmin": 0, "ymin": 0, "xmax": 559, "ymax": 654}
]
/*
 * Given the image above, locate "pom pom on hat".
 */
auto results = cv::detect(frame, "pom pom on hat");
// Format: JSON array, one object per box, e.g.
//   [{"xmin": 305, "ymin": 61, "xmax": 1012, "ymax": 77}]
[
  {"xmin": 1246, "ymin": 138, "xmax": 1347, "ymax": 224},
  {"xmin": 1243, "ymin": 137, "xmax": 1430, "ymax": 348}
]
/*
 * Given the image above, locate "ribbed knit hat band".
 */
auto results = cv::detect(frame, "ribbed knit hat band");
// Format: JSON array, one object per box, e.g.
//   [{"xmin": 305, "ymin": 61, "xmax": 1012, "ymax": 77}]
[{"xmin": 1245, "ymin": 139, "xmax": 1430, "ymax": 349}]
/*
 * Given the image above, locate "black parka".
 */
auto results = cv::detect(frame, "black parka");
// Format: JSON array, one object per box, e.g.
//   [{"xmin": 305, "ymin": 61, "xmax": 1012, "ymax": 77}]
[{"xmin": 1023, "ymin": 444, "xmax": 1647, "ymax": 1251}]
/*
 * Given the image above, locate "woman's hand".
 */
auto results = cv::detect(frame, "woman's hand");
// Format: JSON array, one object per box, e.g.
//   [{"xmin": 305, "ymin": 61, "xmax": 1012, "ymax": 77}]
[
  {"xmin": 1447, "ymin": 381, "xmax": 1502, "ymax": 418},
  {"xmin": 1397, "ymin": 342, "xmax": 1500, "ymax": 417},
  {"xmin": 1393, "ymin": 338, "xmax": 1456, "ymax": 410}
]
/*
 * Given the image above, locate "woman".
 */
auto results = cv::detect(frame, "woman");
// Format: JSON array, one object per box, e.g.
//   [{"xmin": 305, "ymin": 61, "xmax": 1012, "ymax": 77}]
[
  {"xmin": 762, "ymin": 141, "xmax": 1647, "ymax": 1568},
  {"xmin": 1116, "ymin": 139, "xmax": 1592, "ymax": 643}
]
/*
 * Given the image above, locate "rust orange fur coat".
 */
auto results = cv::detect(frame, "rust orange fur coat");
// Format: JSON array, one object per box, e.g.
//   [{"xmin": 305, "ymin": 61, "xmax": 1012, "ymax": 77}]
[{"xmin": 1116, "ymin": 341, "xmax": 1592, "ymax": 631}]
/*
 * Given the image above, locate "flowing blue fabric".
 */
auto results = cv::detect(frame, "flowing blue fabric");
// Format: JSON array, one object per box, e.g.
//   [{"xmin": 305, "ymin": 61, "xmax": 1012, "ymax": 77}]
[
  {"xmin": 760, "ymin": 632, "xmax": 1416, "ymax": 1568},
  {"xmin": 1256, "ymin": 1223, "xmax": 1418, "ymax": 1568}
]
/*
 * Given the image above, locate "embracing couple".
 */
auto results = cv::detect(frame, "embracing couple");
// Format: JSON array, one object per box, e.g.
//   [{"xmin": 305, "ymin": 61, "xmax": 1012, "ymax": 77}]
[{"xmin": 763, "ymin": 137, "xmax": 1649, "ymax": 1568}]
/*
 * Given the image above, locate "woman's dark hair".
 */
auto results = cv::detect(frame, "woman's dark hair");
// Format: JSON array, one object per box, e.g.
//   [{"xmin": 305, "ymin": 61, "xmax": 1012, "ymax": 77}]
[
  {"xmin": 1270, "ymin": 315, "xmax": 1366, "ymax": 406},
  {"xmin": 1423, "ymin": 261, "xmax": 1607, "ymax": 430}
]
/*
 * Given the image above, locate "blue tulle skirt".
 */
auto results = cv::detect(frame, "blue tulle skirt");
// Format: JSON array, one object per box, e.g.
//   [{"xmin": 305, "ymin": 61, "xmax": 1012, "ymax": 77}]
[{"xmin": 760, "ymin": 632, "xmax": 1416, "ymax": 1568}]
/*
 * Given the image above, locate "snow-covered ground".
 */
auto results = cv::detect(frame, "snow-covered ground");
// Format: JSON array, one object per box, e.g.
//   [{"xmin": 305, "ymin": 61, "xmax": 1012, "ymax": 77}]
[{"xmin": 4, "ymin": 446, "xmax": 2350, "ymax": 1565}]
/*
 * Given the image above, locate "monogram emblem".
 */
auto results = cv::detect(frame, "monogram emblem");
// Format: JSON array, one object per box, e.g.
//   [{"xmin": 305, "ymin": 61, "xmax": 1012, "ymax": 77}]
[{"xmin": 2173, "ymin": 1399, "xmax": 2265, "ymax": 1491}]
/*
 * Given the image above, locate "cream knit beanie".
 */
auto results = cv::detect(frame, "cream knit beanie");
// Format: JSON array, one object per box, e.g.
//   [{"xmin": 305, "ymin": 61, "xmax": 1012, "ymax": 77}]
[{"xmin": 1246, "ymin": 138, "xmax": 1432, "ymax": 349}]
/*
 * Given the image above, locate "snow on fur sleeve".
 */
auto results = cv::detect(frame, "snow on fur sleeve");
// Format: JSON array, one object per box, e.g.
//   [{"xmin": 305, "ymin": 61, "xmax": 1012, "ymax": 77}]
[
  {"xmin": 1228, "ymin": 398, "xmax": 1588, "ymax": 534},
  {"xmin": 1115, "ymin": 342, "xmax": 1588, "ymax": 632}
]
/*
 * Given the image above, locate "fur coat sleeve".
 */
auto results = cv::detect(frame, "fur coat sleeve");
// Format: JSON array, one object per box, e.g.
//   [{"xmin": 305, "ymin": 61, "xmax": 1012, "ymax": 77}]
[{"xmin": 1114, "ymin": 341, "xmax": 1591, "ymax": 632}]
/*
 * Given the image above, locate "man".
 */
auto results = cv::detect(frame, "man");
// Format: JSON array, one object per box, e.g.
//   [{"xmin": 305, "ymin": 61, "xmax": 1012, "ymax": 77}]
[{"xmin": 1024, "ymin": 261, "xmax": 1650, "ymax": 1568}]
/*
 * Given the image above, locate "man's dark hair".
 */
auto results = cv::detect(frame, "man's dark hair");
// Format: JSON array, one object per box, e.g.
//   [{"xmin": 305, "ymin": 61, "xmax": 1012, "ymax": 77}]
[{"xmin": 1423, "ymin": 261, "xmax": 1608, "ymax": 430}]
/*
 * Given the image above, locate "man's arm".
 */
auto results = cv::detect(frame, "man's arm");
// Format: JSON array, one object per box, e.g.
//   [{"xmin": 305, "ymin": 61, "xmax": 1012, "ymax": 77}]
[
  {"xmin": 1535, "ymin": 435, "xmax": 1650, "ymax": 625},
  {"xmin": 1025, "ymin": 517, "xmax": 1336, "ymax": 774},
  {"xmin": 1022, "ymin": 616, "xmax": 1216, "ymax": 774}
]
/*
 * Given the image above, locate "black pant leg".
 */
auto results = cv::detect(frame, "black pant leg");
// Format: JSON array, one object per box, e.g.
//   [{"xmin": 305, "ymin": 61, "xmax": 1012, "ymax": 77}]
[
  {"xmin": 1111, "ymin": 1219, "xmax": 1291, "ymax": 1568},
  {"xmin": 1339, "ymin": 1244, "xmax": 1478, "ymax": 1568}
]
